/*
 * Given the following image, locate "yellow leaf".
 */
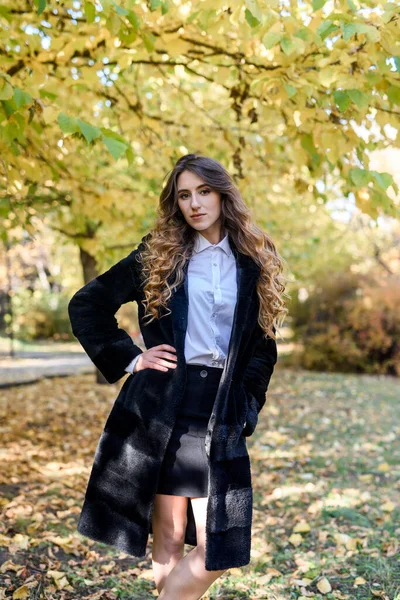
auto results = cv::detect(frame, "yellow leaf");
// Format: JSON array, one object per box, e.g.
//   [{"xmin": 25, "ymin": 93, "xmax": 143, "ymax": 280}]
[
  {"xmin": 47, "ymin": 569, "xmax": 66, "ymax": 582},
  {"xmin": 0, "ymin": 560, "xmax": 24, "ymax": 573},
  {"xmin": 377, "ymin": 462, "xmax": 390, "ymax": 472},
  {"xmin": 141, "ymin": 568, "xmax": 154, "ymax": 580},
  {"xmin": 100, "ymin": 560, "xmax": 116, "ymax": 573},
  {"xmin": 335, "ymin": 532, "xmax": 351, "ymax": 545},
  {"xmin": 292, "ymin": 577, "xmax": 313, "ymax": 586},
  {"xmin": 346, "ymin": 537, "xmax": 362, "ymax": 550},
  {"xmin": 381, "ymin": 501, "xmax": 396, "ymax": 512},
  {"xmin": 318, "ymin": 67, "xmax": 340, "ymax": 88},
  {"xmin": 354, "ymin": 576, "xmax": 367, "ymax": 585},
  {"xmin": 289, "ymin": 533, "xmax": 303, "ymax": 546},
  {"xmin": 56, "ymin": 576, "xmax": 70, "ymax": 590},
  {"xmin": 317, "ymin": 576, "xmax": 332, "ymax": 594},
  {"xmin": 12, "ymin": 586, "xmax": 30, "ymax": 599},
  {"xmin": 293, "ymin": 521, "xmax": 311, "ymax": 533},
  {"xmin": 11, "ymin": 534, "xmax": 30, "ymax": 551},
  {"xmin": 256, "ymin": 568, "xmax": 282, "ymax": 584}
]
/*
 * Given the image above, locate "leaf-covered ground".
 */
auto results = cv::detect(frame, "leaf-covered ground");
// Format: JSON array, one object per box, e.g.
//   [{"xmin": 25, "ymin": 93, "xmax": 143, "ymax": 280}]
[{"xmin": 1, "ymin": 368, "xmax": 399, "ymax": 599}]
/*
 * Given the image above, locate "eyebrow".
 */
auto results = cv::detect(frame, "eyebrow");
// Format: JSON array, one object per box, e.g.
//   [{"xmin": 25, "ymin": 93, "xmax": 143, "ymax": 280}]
[{"xmin": 177, "ymin": 184, "xmax": 209, "ymax": 193}]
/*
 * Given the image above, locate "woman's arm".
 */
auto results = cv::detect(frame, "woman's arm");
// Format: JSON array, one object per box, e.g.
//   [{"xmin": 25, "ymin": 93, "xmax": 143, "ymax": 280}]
[{"xmin": 68, "ymin": 240, "xmax": 147, "ymax": 384}]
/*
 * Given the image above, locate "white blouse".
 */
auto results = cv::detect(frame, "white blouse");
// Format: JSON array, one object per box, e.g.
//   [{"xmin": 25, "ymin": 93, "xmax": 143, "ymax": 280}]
[{"xmin": 125, "ymin": 230, "xmax": 238, "ymax": 374}]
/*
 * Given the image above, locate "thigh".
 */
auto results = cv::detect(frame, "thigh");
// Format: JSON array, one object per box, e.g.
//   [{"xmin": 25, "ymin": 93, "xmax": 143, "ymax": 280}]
[
  {"xmin": 190, "ymin": 496, "xmax": 208, "ymax": 549},
  {"xmin": 152, "ymin": 493, "xmax": 189, "ymax": 545}
]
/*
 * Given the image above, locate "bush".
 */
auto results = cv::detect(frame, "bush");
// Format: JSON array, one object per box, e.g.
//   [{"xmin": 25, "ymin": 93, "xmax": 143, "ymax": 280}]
[
  {"xmin": 8, "ymin": 289, "xmax": 74, "ymax": 341},
  {"xmin": 289, "ymin": 273, "xmax": 400, "ymax": 375}
]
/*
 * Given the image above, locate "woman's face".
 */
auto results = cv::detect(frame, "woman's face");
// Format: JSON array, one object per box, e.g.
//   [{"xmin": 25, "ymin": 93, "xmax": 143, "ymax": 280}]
[{"xmin": 176, "ymin": 170, "xmax": 223, "ymax": 237}]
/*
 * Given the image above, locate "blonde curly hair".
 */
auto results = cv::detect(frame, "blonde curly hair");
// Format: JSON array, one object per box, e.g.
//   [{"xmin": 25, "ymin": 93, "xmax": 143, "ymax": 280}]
[{"xmin": 136, "ymin": 153, "xmax": 289, "ymax": 340}]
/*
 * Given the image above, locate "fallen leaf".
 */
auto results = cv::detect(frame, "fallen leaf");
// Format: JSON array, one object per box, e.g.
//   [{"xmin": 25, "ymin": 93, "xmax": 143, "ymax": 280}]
[
  {"xmin": 0, "ymin": 560, "xmax": 25, "ymax": 574},
  {"xmin": 289, "ymin": 533, "xmax": 303, "ymax": 546},
  {"xmin": 256, "ymin": 568, "xmax": 282, "ymax": 584},
  {"xmin": 317, "ymin": 577, "xmax": 332, "ymax": 594},
  {"xmin": 377, "ymin": 463, "xmax": 390, "ymax": 472},
  {"xmin": 229, "ymin": 567, "xmax": 243, "ymax": 576},
  {"xmin": 381, "ymin": 501, "xmax": 396, "ymax": 512},
  {"xmin": 12, "ymin": 585, "xmax": 30, "ymax": 599},
  {"xmin": 293, "ymin": 521, "xmax": 311, "ymax": 533},
  {"xmin": 140, "ymin": 568, "xmax": 154, "ymax": 580}
]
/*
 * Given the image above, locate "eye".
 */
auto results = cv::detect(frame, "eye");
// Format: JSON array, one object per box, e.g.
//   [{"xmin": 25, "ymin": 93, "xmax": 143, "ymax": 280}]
[{"xmin": 179, "ymin": 189, "xmax": 211, "ymax": 199}]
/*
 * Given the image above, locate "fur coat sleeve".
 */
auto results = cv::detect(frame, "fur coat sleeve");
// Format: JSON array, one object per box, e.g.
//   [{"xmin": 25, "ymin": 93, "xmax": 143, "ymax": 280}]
[
  {"xmin": 68, "ymin": 244, "xmax": 145, "ymax": 384},
  {"xmin": 241, "ymin": 323, "xmax": 277, "ymax": 437}
]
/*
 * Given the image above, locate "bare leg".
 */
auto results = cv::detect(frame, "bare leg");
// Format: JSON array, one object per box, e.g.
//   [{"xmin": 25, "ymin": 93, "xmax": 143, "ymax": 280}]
[
  {"xmin": 158, "ymin": 496, "xmax": 228, "ymax": 600},
  {"xmin": 151, "ymin": 493, "xmax": 188, "ymax": 594}
]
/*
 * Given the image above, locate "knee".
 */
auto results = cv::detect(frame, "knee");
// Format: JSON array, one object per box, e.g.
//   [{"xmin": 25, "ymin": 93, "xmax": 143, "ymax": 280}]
[{"xmin": 153, "ymin": 519, "xmax": 187, "ymax": 553}]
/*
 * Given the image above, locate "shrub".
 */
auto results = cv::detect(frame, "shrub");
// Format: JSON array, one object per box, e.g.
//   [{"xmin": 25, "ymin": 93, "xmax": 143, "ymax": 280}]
[{"xmin": 289, "ymin": 273, "xmax": 400, "ymax": 375}]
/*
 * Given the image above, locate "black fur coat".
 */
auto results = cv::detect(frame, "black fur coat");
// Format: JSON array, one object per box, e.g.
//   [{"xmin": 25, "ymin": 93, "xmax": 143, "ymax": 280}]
[{"xmin": 68, "ymin": 233, "xmax": 278, "ymax": 571}]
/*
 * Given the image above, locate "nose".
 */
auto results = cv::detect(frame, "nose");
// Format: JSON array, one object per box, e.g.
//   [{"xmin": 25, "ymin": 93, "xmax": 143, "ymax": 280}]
[{"xmin": 190, "ymin": 194, "xmax": 202, "ymax": 207}]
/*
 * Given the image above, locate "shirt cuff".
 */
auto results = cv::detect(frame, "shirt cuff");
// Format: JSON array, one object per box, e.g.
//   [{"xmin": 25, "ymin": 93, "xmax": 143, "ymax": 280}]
[{"xmin": 125, "ymin": 354, "xmax": 141, "ymax": 374}]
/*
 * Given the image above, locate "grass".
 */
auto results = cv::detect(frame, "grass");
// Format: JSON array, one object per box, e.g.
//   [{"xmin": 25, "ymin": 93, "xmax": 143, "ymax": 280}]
[{"xmin": 0, "ymin": 365, "xmax": 399, "ymax": 599}]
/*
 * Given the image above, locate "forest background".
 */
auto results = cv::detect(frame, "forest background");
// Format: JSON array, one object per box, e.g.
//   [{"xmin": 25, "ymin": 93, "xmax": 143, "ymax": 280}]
[{"xmin": 1, "ymin": 1, "xmax": 400, "ymax": 599}]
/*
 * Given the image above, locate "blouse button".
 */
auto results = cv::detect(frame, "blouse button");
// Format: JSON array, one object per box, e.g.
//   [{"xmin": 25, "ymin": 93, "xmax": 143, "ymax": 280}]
[{"xmin": 200, "ymin": 369, "xmax": 208, "ymax": 378}]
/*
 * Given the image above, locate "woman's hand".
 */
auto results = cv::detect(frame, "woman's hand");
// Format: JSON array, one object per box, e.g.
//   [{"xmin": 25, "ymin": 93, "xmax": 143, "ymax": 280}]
[{"xmin": 133, "ymin": 344, "xmax": 177, "ymax": 373}]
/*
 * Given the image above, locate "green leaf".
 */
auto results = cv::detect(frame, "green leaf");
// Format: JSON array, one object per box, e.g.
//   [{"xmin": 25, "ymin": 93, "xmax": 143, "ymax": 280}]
[
  {"xmin": 387, "ymin": 85, "xmax": 400, "ymax": 105},
  {"xmin": 102, "ymin": 136, "xmax": 128, "ymax": 160},
  {"xmin": 77, "ymin": 118, "xmax": 101, "ymax": 143},
  {"xmin": 317, "ymin": 21, "xmax": 339, "ymax": 40},
  {"xmin": 126, "ymin": 146, "xmax": 134, "ymax": 165},
  {"xmin": 161, "ymin": 1, "xmax": 169, "ymax": 16},
  {"xmin": 262, "ymin": 31, "xmax": 282, "ymax": 49},
  {"xmin": 126, "ymin": 10, "xmax": 140, "ymax": 30},
  {"xmin": 245, "ymin": 0, "xmax": 262, "ymax": 23},
  {"xmin": 393, "ymin": 56, "xmax": 400, "ymax": 73},
  {"xmin": 280, "ymin": 36, "xmax": 296, "ymax": 56},
  {"xmin": 347, "ymin": 0, "xmax": 357, "ymax": 11},
  {"xmin": 284, "ymin": 83, "xmax": 297, "ymax": 97},
  {"xmin": 301, "ymin": 133, "xmax": 320, "ymax": 165},
  {"xmin": 245, "ymin": 8, "xmax": 260, "ymax": 27},
  {"xmin": 34, "ymin": 0, "xmax": 46, "ymax": 16},
  {"xmin": 342, "ymin": 23, "xmax": 356, "ymax": 41},
  {"xmin": 347, "ymin": 89, "xmax": 369, "ymax": 108},
  {"xmin": 370, "ymin": 171, "xmax": 393, "ymax": 190},
  {"xmin": 312, "ymin": 0, "xmax": 326, "ymax": 10},
  {"xmin": 57, "ymin": 112, "xmax": 79, "ymax": 135},
  {"xmin": 150, "ymin": 0, "xmax": 161, "ymax": 11},
  {"xmin": 349, "ymin": 167, "xmax": 369, "ymax": 187},
  {"xmin": 370, "ymin": 187, "xmax": 395, "ymax": 217},
  {"xmin": 13, "ymin": 87, "xmax": 32, "ymax": 109},
  {"xmin": 113, "ymin": 0, "xmax": 128, "ymax": 14},
  {"xmin": 294, "ymin": 28, "xmax": 311, "ymax": 41},
  {"xmin": 84, "ymin": 1, "xmax": 96, "ymax": 23},
  {"xmin": 142, "ymin": 31, "xmax": 156, "ymax": 52},
  {"xmin": 334, "ymin": 90, "xmax": 350, "ymax": 112},
  {"xmin": 0, "ymin": 5, "xmax": 12, "ymax": 21},
  {"xmin": 355, "ymin": 22, "xmax": 379, "ymax": 41},
  {"xmin": 0, "ymin": 78, "xmax": 14, "ymax": 101}
]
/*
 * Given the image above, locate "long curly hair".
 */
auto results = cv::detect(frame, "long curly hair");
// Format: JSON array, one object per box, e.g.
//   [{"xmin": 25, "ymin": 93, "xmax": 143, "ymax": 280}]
[{"xmin": 136, "ymin": 153, "xmax": 288, "ymax": 340}]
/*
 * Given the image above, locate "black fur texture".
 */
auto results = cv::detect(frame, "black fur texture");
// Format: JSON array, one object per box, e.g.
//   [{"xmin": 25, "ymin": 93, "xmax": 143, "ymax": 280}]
[{"xmin": 68, "ymin": 233, "xmax": 278, "ymax": 571}]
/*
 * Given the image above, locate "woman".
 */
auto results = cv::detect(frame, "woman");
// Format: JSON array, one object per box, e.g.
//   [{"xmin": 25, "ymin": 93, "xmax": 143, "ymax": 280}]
[{"xmin": 68, "ymin": 153, "xmax": 287, "ymax": 599}]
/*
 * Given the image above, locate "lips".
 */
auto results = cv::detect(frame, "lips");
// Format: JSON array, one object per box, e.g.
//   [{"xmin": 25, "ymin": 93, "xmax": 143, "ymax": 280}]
[{"xmin": 191, "ymin": 214, "xmax": 205, "ymax": 219}]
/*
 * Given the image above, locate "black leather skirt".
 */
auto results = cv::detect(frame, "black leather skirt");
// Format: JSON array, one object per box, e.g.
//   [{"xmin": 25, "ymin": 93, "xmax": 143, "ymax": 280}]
[{"xmin": 156, "ymin": 363, "xmax": 223, "ymax": 498}]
